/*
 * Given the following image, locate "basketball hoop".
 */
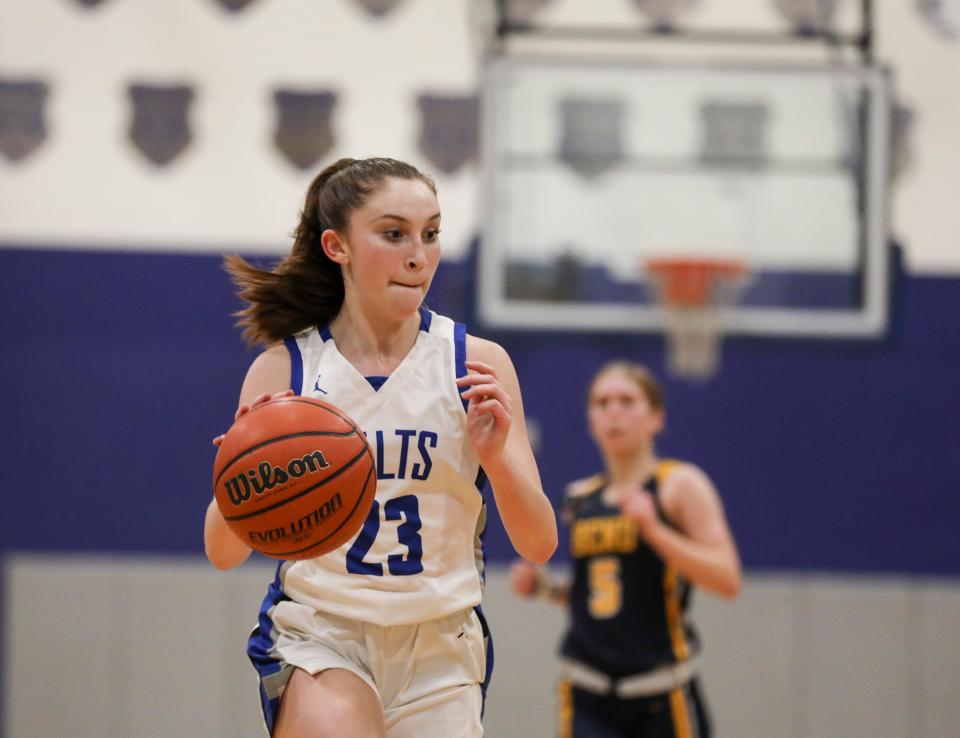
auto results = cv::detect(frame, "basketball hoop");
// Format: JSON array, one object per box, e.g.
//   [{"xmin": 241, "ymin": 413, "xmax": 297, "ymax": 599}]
[{"xmin": 645, "ymin": 258, "xmax": 750, "ymax": 380}]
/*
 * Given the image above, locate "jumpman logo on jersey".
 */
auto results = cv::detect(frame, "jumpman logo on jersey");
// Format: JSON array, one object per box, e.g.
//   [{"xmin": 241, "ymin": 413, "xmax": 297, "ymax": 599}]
[{"xmin": 313, "ymin": 373, "xmax": 328, "ymax": 394}]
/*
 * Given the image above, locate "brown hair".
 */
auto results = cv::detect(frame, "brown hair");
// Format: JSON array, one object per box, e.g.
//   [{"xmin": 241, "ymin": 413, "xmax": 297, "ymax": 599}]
[
  {"xmin": 588, "ymin": 360, "xmax": 665, "ymax": 412},
  {"xmin": 225, "ymin": 157, "xmax": 438, "ymax": 347}
]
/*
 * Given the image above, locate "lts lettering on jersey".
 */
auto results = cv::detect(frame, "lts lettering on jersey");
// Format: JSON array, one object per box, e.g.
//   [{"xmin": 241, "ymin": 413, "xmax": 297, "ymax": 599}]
[{"xmin": 367, "ymin": 429, "xmax": 437, "ymax": 481}]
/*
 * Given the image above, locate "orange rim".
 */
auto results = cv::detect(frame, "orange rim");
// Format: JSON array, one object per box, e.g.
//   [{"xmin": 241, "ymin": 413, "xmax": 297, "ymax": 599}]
[{"xmin": 646, "ymin": 258, "xmax": 748, "ymax": 307}]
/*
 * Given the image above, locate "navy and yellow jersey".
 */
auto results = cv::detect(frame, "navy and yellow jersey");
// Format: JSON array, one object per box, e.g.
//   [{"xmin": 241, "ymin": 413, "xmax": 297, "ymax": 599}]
[{"xmin": 560, "ymin": 461, "xmax": 700, "ymax": 678}]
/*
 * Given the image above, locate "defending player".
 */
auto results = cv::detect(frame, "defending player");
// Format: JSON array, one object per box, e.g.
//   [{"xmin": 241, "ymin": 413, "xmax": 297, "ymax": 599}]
[{"xmin": 511, "ymin": 361, "xmax": 740, "ymax": 738}]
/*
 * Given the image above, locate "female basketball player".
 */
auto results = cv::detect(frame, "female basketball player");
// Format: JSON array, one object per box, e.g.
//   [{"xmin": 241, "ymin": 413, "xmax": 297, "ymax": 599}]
[
  {"xmin": 203, "ymin": 157, "xmax": 557, "ymax": 738},
  {"xmin": 510, "ymin": 361, "xmax": 741, "ymax": 738}
]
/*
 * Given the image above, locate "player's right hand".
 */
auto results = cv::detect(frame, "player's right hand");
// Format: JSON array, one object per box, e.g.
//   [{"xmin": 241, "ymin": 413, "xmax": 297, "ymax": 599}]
[
  {"xmin": 509, "ymin": 559, "xmax": 542, "ymax": 598},
  {"xmin": 212, "ymin": 389, "xmax": 295, "ymax": 447}
]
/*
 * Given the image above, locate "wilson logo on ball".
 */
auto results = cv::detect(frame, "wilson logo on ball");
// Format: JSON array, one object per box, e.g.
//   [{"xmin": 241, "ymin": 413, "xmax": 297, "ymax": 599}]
[{"xmin": 223, "ymin": 450, "xmax": 331, "ymax": 505}]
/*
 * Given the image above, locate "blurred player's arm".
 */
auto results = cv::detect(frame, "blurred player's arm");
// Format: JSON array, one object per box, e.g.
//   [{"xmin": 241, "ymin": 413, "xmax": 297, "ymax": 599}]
[
  {"xmin": 203, "ymin": 344, "xmax": 291, "ymax": 570},
  {"xmin": 621, "ymin": 464, "xmax": 741, "ymax": 598}
]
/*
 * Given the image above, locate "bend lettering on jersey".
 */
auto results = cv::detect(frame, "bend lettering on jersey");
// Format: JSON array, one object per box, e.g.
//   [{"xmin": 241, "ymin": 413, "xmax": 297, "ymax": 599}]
[
  {"xmin": 366, "ymin": 428, "xmax": 438, "ymax": 482},
  {"xmin": 571, "ymin": 515, "xmax": 639, "ymax": 558}
]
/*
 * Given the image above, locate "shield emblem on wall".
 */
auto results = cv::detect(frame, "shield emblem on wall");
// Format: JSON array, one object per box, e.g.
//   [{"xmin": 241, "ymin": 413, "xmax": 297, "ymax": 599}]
[
  {"xmin": 272, "ymin": 89, "xmax": 337, "ymax": 171},
  {"xmin": 416, "ymin": 94, "xmax": 479, "ymax": 175},
  {"xmin": 917, "ymin": 0, "xmax": 960, "ymax": 39},
  {"xmin": 0, "ymin": 79, "xmax": 50, "ymax": 163},
  {"xmin": 889, "ymin": 102, "xmax": 916, "ymax": 181},
  {"xmin": 351, "ymin": 0, "xmax": 406, "ymax": 18},
  {"xmin": 502, "ymin": 0, "xmax": 553, "ymax": 23},
  {"xmin": 772, "ymin": 0, "xmax": 839, "ymax": 34},
  {"xmin": 558, "ymin": 97, "xmax": 626, "ymax": 178},
  {"xmin": 210, "ymin": 0, "xmax": 260, "ymax": 13},
  {"xmin": 127, "ymin": 83, "xmax": 195, "ymax": 167},
  {"xmin": 631, "ymin": 0, "xmax": 700, "ymax": 29},
  {"xmin": 699, "ymin": 99, "xmax": 770, "ymax": 168}
]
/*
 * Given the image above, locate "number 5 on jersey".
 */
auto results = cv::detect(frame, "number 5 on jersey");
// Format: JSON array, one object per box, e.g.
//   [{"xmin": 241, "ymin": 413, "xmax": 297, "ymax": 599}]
[
  {"xmin": 346, "ymin": 495, "xmax": 424, "ymax": 576},
  {"xmin": 588, "ymin": 556, "xmax": 622, "ymax": 619}
]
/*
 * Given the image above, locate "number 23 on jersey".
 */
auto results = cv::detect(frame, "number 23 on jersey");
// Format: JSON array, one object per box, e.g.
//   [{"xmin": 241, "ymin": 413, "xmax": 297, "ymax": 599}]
[{"xmin": 346, "ymin": 495, "xmax": 424, "ymax": 576}]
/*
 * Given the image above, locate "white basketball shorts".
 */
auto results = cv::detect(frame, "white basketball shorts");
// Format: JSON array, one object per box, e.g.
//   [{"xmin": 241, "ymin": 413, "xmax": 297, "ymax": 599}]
[{"xmin": 248, "ymin": 597, "xmax": 492, "ymax": 737}]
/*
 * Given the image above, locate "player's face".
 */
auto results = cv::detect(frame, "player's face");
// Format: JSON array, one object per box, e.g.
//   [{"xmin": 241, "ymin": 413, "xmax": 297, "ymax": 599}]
[
  {"xmin": 341, "ymin": 177, "xmax": 441, "ymax": 320},
  {"xmin": 587, "ymin": 370, "xmax": 663, "ymax": 456}
]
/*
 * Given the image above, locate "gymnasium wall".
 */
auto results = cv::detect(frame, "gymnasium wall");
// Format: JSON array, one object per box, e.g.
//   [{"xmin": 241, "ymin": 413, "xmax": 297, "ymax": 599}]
[{"xmin": 2, "ymin": 2, "xmax": 959, "ymax": 737}]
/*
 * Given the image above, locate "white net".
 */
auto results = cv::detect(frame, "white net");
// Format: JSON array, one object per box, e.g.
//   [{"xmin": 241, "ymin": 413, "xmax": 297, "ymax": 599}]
[{"xmin": 646, "ymin": 259, "xmax": 750, "ymax": 380}]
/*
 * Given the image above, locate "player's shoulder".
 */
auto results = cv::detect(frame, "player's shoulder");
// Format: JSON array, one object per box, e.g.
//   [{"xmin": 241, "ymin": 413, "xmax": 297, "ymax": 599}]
[
  {"xmin": 464, "ymin": 334, "xmax": 520, "ymax": 383},
  {"xmin": 565, "ymin": 473, "xmax": 606, "ymax": 499},
  {"xmin": 658, "ymin": 459, "xmax": 711, "ymax": 488},
  {"xmin": 658, "ymin": 460, "xmax": 719, "ymax": 517},
  {"xmin": 465, "ymin": 333, "xmax": 509, "ymax": 363},
  {"xmin": 240, "ymin": 343, "xmax": 292, "ymax": 403},
  {"xmin": 561, "ymin": 473, "xmax": 605, "ymax": 523},
  {"xmin": 252, "ymin": 341, "xmax": 292, "ymax": 369}
]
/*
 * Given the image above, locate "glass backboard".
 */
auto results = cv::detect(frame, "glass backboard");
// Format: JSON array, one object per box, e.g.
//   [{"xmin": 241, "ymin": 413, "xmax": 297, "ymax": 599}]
[{"xmin": 478, "ymin": 55, "xmax": 891, "ymax": 337}]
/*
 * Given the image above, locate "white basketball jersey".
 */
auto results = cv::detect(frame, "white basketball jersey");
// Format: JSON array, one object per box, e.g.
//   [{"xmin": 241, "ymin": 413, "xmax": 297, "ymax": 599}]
[{"xmin": 276, "ymin": 308, "xmax": 486, "ymax": 626}]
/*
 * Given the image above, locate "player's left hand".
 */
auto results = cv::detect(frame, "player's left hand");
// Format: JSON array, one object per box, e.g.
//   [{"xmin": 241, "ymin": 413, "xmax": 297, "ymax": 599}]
[
  {"xmin": 456, "ymin": 360, "xmax": 513, "ymax": 466},
  {"xmin": 618, "ymin": 486, "xmax": 660, "ymax": 537}
]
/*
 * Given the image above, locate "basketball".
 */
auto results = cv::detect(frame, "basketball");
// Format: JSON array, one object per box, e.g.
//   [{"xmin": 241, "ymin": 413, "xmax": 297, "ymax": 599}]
[{"xmin": 212, "ymin": 396, "xmax": 376, "ymax": 560}]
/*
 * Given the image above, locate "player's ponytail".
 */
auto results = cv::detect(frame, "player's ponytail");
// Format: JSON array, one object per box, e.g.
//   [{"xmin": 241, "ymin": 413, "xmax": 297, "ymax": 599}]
[{"xmin": 225, "ymin": 157, "xmax": 436, "ymax": 347}]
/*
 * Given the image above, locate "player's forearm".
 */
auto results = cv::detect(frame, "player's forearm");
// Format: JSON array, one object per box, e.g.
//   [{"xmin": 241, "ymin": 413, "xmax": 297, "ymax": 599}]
[
  {"xmin": 644, "ymin": 523, "xmax": 741, "ymax": 598},
  {"xmin": 204, "ymin": 498, "xmax": 253, "ymax": 570},
  {"xmin": 485, "ymin": 458, "xmax": 558, "ymax": 564}
]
